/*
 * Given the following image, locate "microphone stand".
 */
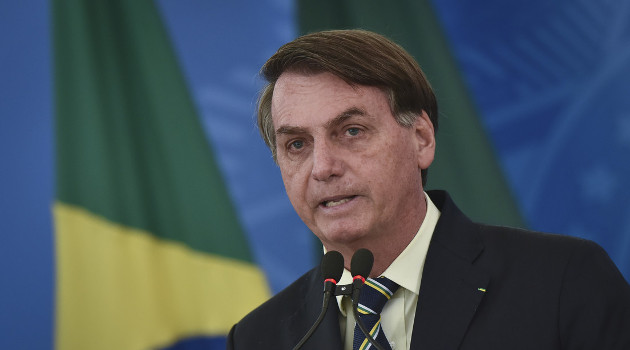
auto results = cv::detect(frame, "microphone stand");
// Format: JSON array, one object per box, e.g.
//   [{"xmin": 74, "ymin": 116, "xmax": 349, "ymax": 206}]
[
  {"xmin": 293, "ymin": 250, "xmax": 344, "ymax": 349},
  {"xmin": 292, "ymin": 279, "xmax": 337, "ymax": 350}
]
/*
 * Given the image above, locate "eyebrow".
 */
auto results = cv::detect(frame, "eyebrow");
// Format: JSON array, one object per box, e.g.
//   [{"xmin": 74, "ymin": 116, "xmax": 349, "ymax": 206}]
[
  {"xmin": 275, "ymin": 107, "xmax": 367, "ymax": 136},
  {"xmin": 325, "ymin": 107, "xmax": 366, "ymax": 129}
]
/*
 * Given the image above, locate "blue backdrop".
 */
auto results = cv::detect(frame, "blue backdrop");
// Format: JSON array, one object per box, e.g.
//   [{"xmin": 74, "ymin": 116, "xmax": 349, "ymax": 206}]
[{"xmin": 433, "ymin": 0, "xmax": 630, "ymax": 270}]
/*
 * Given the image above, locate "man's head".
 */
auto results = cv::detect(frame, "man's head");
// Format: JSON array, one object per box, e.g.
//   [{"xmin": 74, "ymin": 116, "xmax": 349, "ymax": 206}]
[
  {"xmin": 258, "ymin": 29, "xmax": 438, "ymax": 187},
  {"xmin": 258, "ymin": 30, "xmax": 437, "ymax": 266}
]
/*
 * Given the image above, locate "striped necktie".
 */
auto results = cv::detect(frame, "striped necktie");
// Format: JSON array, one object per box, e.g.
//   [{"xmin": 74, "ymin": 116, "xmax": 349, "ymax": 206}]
[{"xmin": 353, "ymin": 277, "xmax": 399, "ymax": 350}]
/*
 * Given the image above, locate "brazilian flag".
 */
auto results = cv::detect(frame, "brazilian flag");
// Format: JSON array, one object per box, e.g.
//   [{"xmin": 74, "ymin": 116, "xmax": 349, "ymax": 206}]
[{"xmin": 53, "ymin": 1, "xmax": 269, "ymax": 349}]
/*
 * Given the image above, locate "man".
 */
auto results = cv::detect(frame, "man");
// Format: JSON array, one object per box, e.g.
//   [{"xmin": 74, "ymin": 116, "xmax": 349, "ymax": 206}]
[{"xmin": 227, "ymin": 29, "xmax": 630, "ymax": 349}]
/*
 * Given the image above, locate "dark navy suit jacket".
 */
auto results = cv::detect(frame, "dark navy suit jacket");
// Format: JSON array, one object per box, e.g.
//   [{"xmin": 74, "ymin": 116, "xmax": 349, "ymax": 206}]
[{"xmin": 227, "ymin": 191, "xmax": 630, "ymax": 349}]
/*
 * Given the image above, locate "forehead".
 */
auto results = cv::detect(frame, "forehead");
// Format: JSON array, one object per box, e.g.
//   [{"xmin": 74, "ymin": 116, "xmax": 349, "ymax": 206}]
[{"xmin": 271, "ymin": 72, "xmax": 390, "ymax": 128}]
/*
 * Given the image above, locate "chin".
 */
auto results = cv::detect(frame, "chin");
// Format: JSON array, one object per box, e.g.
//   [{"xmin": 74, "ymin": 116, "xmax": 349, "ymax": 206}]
[{"xmin": 318, "ymin": 226, "xmax": 370, "ymax": 247}]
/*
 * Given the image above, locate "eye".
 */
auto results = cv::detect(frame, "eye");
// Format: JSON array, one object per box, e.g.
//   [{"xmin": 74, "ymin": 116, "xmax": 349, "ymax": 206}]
[
  {"xmin": 346, "ymin": 127, "xmax": 360, "ymax": 136},
  {"xmin": 289, "ymin": 139, "xmax": 304, "ymax": 150}
]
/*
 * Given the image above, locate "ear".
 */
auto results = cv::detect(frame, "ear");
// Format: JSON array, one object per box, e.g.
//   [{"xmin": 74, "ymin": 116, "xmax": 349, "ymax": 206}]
[{"xmin": 413, "ymin": 110, "xmax": 436, "ymax": 170}]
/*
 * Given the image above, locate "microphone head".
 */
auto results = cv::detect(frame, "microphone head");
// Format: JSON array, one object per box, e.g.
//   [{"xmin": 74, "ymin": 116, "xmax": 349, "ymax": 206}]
[
  {"xmin": 321, "ymin": 250, "xmax": 344, "ymax": 282},
  {"xmin": 350, "ymin": 248, "xmax": 373, "ymax": 279}
]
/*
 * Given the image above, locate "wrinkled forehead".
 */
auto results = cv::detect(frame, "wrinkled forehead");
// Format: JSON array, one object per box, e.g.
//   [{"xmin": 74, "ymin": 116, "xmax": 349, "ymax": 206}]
[{"xmin": 272, "ymin": 71, "xmax": 393, "ymax": 126}]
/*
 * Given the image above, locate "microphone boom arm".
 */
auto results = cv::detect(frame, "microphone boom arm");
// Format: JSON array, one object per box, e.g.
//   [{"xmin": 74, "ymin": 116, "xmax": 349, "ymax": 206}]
[{"xmin": 292, "ymin": 282, "xmax": 335, "ymax": 350}]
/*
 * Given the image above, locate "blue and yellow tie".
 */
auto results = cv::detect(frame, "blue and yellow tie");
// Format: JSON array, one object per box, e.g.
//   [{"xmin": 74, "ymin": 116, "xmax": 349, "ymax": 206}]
[{"xmin": 353, "ymin": 277, "xmax": 399, "ymax": 350}]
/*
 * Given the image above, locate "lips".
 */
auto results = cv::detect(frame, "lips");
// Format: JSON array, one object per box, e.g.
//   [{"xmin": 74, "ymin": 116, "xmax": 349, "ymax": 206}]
[{"xmin": 320, "ymin": 195, "xmax": 357, "ymax": 208}]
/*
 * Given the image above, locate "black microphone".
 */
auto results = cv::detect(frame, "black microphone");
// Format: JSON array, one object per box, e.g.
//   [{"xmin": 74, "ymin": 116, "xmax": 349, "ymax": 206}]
[
  {"xmin": 293, "ymin": 250, "xmax": 344, "ymax": 350},
  {"xmin": 350, "ymin": 248, "xmax": 373, "ymax": 290},
  {"xmin": 350, "ymin": 248, "xmax": 387, "ymax": 350}
]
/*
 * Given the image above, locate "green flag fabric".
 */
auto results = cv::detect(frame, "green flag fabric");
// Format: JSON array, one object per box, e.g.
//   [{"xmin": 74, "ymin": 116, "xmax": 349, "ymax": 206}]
[{"xmin": 53, "ymin": 1, "xmax": 269, "ymax": 349}]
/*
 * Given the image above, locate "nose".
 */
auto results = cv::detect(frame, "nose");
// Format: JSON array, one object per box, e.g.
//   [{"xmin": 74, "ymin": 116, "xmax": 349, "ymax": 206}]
[{"xmin": 311, "ymin": 139, "xmax": 343, "ymax": 181}]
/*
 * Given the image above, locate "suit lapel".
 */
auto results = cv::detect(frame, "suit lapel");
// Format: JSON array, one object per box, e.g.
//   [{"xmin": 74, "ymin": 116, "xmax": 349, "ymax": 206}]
[{"xmin": 410, "ymin": 191, "xmax": 489, "ymax": 349}]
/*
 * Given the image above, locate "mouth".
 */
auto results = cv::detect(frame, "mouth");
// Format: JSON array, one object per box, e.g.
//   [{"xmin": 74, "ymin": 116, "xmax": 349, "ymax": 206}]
[{"xmin": 320, "ymin": 195, "xmax": 357, "ymax": 208}]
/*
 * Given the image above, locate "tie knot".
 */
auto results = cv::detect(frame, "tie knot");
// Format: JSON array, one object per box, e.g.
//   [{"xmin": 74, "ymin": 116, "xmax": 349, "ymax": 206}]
[{"xmin": 357, "ymin": 277, "xmax": 399, "ymax": 315}]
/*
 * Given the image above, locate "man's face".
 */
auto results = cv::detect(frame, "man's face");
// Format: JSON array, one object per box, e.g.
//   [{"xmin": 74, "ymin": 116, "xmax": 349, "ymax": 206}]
[{"xmin": 271, "ymin": 72, "xmax": 434, "ymax": 252}]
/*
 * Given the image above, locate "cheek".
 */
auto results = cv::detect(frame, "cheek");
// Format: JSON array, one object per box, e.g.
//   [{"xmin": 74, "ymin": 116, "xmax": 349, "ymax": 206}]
[
  {"xmin": 281, "ymin": 179, "xmax": 305, "ymax": 219},
  {"xmin": 379, "ymin": 135, "xmax": 419, "ymax": 186},
  {"xmin": 377, "ymin": 137, "xmax": 409, "ymax": 167},
  {"xmin": 278, "ymin": 155, "xmax": 300, "ymax": 180},
  {"xmin": 280, "ymin": 165, "xmax": 308, "ymax": 203}
]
